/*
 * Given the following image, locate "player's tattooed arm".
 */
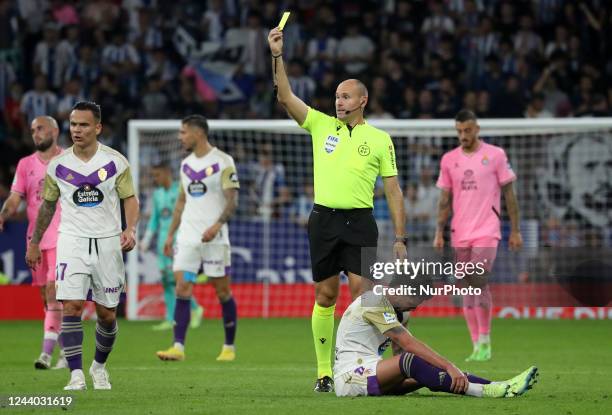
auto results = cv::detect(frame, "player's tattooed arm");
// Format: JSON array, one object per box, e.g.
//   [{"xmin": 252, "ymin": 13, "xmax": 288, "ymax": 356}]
[
  {"xmin": 502, "ymin": 182, "xmax": 520, "ymax": 232},
  {"xmin": 435, "ymin": 189, "xmax": 452, "ymax": 233},
  {"xmin": 30, "ymin": 200, "xmax": 57, "ymax": 244},
  {"xmin": 218, "ymin": 188, "xmax": 238, "ymax": 224},
  {"xmin": 433, "ymin": 189, "xmax": 451, "ymax": 249}
]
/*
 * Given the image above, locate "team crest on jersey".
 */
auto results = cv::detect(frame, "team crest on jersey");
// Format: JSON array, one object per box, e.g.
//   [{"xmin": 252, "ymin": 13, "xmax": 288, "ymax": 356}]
[
  {"xmin": 98, "ymin": 167, "xmax": 108, "ymax": 181},
  {"xmin": 73, "ymin": 184, "xmax": 104, "ymax": 207},
  {"xmin": 187, "ymin": 180, "xmax": 207, "ymax": 197},
  {"xmin": 481, "ymin": 155, "xmax": 489, "ymax": 165},
  {"xmin": 325, "ymin": 135, "xmax": 340, "ymax": 153}
]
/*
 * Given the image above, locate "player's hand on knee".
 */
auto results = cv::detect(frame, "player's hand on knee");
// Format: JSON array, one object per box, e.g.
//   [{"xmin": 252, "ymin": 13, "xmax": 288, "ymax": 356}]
[
  {"xmin": 120, "ymin": 229, "xmax": 136, "ymax": 252},
  {"xmin": 447, "ymin": 365, "xmax": 468, "ymax": 394},
  {"xmin": 25, "ymin": 242, "xmax": 42, "ymax": 269}
]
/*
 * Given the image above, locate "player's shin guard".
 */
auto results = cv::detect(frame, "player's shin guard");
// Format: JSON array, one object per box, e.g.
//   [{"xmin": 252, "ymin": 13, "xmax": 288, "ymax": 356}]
[
  {"xmin": 61, "ymin": 316, "xmax": 83, "ymax": 371},
  {"xmin": 221, "ymin": 297, "xmax": 237, "ymax": 346},
  {"xmin": 399, "ymin": 353, "xmax": 491, "ymax": 395},
  {"xmin": 312, "ymin": 303, "xmax": 335, "ymax": 379},
  {"xmin": 95, "ymin": 320, "xmax": 118, "ymax": 364},
  {"xmin": 173, "ymin": 297, "xmax": 191, "ymax": 345},
  {"xmin": 475, "ymin": 286, "xmax": 492, "ymax": 340}
]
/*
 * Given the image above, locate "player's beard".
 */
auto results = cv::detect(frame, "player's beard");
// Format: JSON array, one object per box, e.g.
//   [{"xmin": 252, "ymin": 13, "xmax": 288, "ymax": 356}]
[
  {"xmin": 584, "ymin": 188, "xmax": 612, "ymax": 213},
  {"xmin": 35, "ymin": 136, "xmax": 54, "ymax": 152}
]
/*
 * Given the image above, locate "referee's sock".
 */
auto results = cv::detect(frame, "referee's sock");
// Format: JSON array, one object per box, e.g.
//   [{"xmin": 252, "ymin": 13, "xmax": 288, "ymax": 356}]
[{"xmin": 312, "ymin": 302, "xmax": 336, "ymax": 379}]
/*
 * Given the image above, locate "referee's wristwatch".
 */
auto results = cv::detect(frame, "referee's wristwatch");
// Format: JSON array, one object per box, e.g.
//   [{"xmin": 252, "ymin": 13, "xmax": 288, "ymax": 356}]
[{"xmin": 394, "ymin": 236, "xmax": 408, "ymax": 245}]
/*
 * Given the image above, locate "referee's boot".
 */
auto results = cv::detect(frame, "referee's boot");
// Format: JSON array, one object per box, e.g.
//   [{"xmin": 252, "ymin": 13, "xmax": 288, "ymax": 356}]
[{"xmin": 314, "ymin": 376, "xmax": 334, "ymax": 392}]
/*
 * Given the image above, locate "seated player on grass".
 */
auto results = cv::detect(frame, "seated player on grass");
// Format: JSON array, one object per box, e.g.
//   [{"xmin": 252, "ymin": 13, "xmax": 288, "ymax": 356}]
[{"xmin": 333, "ymin": 288, "xmax": 538, "ymax": 398}]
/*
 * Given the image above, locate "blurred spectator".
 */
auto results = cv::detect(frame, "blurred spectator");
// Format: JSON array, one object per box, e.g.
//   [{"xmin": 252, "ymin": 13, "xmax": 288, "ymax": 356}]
[
  {"xmin": 0, "ymin": 60, "xmax": 16, "ymax": 112},
  {"xmin": 421, "ymin": 0, "xmax": 455, "ymax": 53},
  {"xmin": 404, "ymin": 182, "xmax": 434, "ymax": 242},
  {"xmin": 82, "ymin": 0, "xmax": 120, "ymax": 30},
  {"xmin": 33, "ymin": 23, "xmax": 73, "ymax": 91},
  {"xmin": 337, "ymin": 21, "xmax": 375, "ymax": 74},
  {"xmin": 306, "ymin": 27, "xmax": 337, "ymax": 81},
  {"xmin": 20, "ymin": 75, "xmax": 58, "ymax": 125},
  {"xmin": 64, "ymin": 44, "xmax": 101, "ymax": 96},
  {"xmin": 287, "ymin": 59, "xmax": 315, "ymax": 103},
  {"xmin": 252, "ymin": 143, "xmax": 291, "ymax": 220},
  {"xmin": 201, "ymin": 0, "xmax": 223, "ymax": 42},
  {"xmin": 174, "ymin": 80, "xmax": 205, "ymax": 117},
  {"xmin": 140, "ymin": 77, "xmax": 170, "ymax": 119},
  {"xmin": 525, "ymin": 93, "xmax": 553, "ymax": 118},
  {"xmin": 242, "ymin": 13, "xmax": 268, "ymax": 78},
  {"xmin": 50, "ymin": 0, "xmax": 79, "ymax": 26},
  {"xmin": 514, "ymin": 14, "xmax": 543, "ymax": 58},
  {"xmin": 3, "ymin": 82, "xmax": 24, "ymax": 138},
  {"xmin": 290, "ymin": 181, "xmax": 314, "ymax": 228},
  {"xmin": 56, "ymin": 77, "xmax": 84, "ymax": 133}
]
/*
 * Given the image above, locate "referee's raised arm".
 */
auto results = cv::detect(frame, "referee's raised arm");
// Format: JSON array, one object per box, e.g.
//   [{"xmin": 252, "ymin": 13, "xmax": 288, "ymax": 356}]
[{"xmin": 268, "ymin": 28, "xmax": 308, "ymax": 125}]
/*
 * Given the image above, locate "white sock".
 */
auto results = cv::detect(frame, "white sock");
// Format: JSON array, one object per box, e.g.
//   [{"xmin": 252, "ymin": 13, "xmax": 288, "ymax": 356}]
[
  {"xmin": 71, "ymin": 369, "xmax": 85, "ymax": 379},
  {"xmin": 465, "ymin": 382, "xmax": 484, "ymax": 397},
  {"xmin": 91, "ymin": 360, "xmax": 105, "ymax": 371},
  {"xmin": 223, "ymin": 344, "xmax": 235, "ymax": 351},
  {"xmin": 174, "ymin": 342, "xmax": 185, "ymax": 352},
  {"xmin": 479, "ymin": 334, "xmax": 490, "ymax": 344}
]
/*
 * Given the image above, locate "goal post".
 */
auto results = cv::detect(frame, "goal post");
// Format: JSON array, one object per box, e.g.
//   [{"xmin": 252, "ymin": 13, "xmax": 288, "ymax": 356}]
[{"xmin": 126, "ymin": 118, "xmax": 612, "ymax": 321}]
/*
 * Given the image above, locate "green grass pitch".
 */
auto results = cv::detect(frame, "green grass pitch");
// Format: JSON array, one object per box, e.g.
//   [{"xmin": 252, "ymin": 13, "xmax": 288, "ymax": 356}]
[{"xmin": 1, "ymin": 318, "xmax": 610, "ymax": 414}]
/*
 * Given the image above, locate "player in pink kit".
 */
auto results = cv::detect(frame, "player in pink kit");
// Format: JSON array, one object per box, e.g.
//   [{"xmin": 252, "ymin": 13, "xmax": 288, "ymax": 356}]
[
  {"xmin": 434, "ymin": 110, "xmax": 523, "ymax": 362},
  {"xmin": 0, "ymin": 116, "xmax": 65, "ymax": 369}
]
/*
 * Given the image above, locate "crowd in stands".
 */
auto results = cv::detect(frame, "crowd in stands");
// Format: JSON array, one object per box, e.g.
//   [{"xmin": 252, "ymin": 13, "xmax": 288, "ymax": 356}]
[{"xmin": 1, "ymin": 0, "xmax": 612, "ymax": 223}]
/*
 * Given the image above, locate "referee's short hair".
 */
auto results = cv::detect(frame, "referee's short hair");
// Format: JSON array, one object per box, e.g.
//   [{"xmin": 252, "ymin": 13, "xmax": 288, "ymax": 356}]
[
  {"xmin": 455, "ymin": 109, "xmax": 478, "ymax": 123},
  {"xmin": 73, "ymin": 101, "xmax": 102, "ymax": 122},
  {"xmin": 182, "ymin": 114, "xmax": 209, "ymax": 136}
]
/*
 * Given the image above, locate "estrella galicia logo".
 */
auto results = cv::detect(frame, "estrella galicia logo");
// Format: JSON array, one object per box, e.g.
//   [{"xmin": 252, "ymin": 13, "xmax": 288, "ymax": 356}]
[
  {"xmin": 358, "ymin": 144, "xmax": 370, "ymax": 156},
  {"xmin": 325, "ymin": 135, "xmax": 340, "ymax": 154},
  {"xmin": 73, "ymin": 184, "xmax": 104, "ymax": 207},
  {"xmin": 188, "ymin": 180, "xmax": 207, "ymax": 197}
]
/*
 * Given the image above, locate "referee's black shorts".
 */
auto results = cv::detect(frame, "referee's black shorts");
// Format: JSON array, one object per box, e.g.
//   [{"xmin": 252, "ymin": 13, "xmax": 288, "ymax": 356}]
[{"xmin": 307, "ymin": 204, "xmax": 378, "ymax": 282}]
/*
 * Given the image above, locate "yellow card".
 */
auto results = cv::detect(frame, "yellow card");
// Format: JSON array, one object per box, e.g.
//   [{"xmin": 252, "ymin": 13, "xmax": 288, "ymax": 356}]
[{"xmin": 278, "ymin": 12, "xmax": 290, "ymax": 31}]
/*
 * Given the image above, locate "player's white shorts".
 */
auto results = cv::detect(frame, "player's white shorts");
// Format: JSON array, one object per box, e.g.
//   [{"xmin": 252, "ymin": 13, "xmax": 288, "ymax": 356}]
[
  {"xmin": 334, "ymin": 359, "xmax": 381, "ymax": 397},
  {"xmin": 55, "ymin": 233, "xmax": 125, "ymax": 308},
  {"xmin": 173, "ymin": 241, "xmax": 230, "ymax": 277}
]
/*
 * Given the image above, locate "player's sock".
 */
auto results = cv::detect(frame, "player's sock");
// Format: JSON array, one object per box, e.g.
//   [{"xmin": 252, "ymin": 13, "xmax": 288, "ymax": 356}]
[
  {"xmin": 42, "ymin": 332, "xmax": 59, "ymax": 356},
  {"xmin": 43, "ymin": 300, "xmax": 62, "ymax": 354},
  {"xmin": 94, "ymin": 320, "xmax": 118, "ymax": 364},
  {"xmin": 462, "ymin": 295, "xmax": 479, "ymax": 348},
  {"xmin": 312, "ymin": 302, "xmax": 335, "ymax": 379},
  {"xmin": 173, "ymin": 296, "xmax": 191, "ymax": 345},
  {"xmin": 190, "ymin": 297, "xmax": 199, "ymax": 311},
  {"xmin": 61, "ymin": 316, "xmax": 83, "ymax": 371},
  {"xmin": 399, "ymin": 353, "xmax": 491, "ymax": 396},
  {"xmin": 475, "ymin": 286, "xmax": 492, "ymax": 342},
  {"xmin": 220, "ymin": 296, "xmax": 237, "ymax": 346},
  {"xmin": 163, "ymin": 277, "xmax": 176, "ymax": 323}
]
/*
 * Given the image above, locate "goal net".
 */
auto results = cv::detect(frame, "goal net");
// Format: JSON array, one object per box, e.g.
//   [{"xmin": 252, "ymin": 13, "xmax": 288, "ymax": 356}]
[{"xmin": 127, "ymin": 118, "xmax": 612, "ymax": 320}]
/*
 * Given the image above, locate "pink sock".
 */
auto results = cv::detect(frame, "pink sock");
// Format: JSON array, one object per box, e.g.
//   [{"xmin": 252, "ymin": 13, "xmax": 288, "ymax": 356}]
[
  {"xmin": 462, "ymin": 295, "xmax": 479, "ymax": 344},
  {"xmin": 43, "ymin": 301, "xmax": 62, "ymax": 354},
  {"xmin": 475, "ymin": 286, "xmax": 492, "ymax": 339}
]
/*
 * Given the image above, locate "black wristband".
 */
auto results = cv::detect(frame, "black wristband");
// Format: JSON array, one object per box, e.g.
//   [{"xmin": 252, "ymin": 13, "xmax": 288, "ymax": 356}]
[{"xmin": 394, "ymin": 236, "xmax": 408, "ymax": 244}]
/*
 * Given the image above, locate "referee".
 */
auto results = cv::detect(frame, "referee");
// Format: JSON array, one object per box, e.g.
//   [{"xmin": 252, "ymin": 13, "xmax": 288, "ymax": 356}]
[{"xmin": 268, "ymin": 28, "xmax": 407, "ymax": 393}]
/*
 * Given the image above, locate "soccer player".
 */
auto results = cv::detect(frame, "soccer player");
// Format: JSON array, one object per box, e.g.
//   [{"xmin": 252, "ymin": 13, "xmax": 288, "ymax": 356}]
[
  {"xmin": 434, "ymin": 109, "xmax": 523, "ymax": 361},
  {"xmin": 140, "ymin": 162, "xmax": 204, "ymax": 331},
  {"xmin": 0, "ymin": 115, "xmax": 66, "ymax": 370},
  {"xmin": 333, "ymin": 289, "xmax": 538, "ymax": 398},
  {"xmin": 268, "ymin": 28, "xmax": 407, "ymax": 392},
  {"xmin": 156, "ymin": 115, "xmax": 239, "ymax": 362},
  {"xmin": 26, "ymin": 101, "xmax": 139, "ymax": 390}
]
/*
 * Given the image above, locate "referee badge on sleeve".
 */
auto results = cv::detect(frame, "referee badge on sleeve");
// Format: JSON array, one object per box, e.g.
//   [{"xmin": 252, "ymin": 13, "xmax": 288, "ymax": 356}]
[{"xmin": 325, "ymin": 135, "xmax": 340, "ymax": 154}]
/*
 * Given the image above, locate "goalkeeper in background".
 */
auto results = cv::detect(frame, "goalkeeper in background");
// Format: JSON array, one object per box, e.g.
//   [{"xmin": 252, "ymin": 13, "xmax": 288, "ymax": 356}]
[{"xmin": 140, "ymin": 163, "xmax": 204, "ymax": 331}]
